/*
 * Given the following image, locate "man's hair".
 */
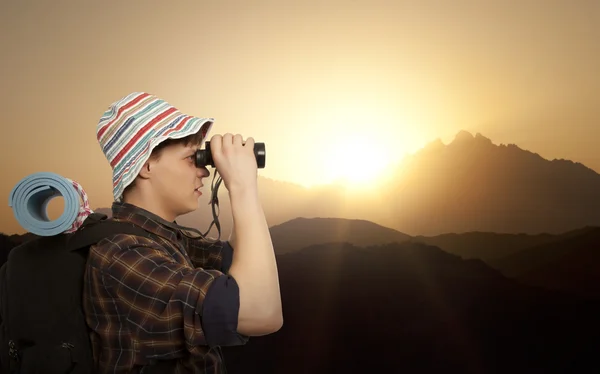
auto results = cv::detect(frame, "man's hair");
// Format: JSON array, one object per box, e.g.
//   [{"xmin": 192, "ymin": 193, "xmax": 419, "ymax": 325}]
[{"xmin": 122, "ymin": 131, "xmax": 206, "ymax": 198}]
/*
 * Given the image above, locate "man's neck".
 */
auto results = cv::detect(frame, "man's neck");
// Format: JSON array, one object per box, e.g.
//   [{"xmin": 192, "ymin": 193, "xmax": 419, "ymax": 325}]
[{"xmin": 123, "ymin": 194, "xmax": 177, "ymax": 222}]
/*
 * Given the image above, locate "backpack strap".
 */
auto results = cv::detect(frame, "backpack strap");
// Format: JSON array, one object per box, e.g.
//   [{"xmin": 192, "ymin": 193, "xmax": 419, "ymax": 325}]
[{"xmin": 66, "ymin": 213, "xmax": 150, "ymax": 252}]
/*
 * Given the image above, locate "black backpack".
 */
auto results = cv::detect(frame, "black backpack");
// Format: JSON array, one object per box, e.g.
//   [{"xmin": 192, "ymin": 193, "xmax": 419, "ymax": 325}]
[{"xmin": 0, "ymin": 213, "xmax": 149, "ymax": 374}]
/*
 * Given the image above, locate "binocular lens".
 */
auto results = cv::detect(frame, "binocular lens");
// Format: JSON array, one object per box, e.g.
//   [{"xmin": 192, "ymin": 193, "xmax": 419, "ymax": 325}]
[{"xmin": 195, "ymin": 141, "xmax": 266, "ymax": 168}]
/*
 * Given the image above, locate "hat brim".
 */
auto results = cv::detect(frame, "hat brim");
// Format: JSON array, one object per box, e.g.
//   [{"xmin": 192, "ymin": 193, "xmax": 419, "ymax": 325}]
[{"xmin": 113, "ymin": 117, "xmax": 214, "ymax": 201}]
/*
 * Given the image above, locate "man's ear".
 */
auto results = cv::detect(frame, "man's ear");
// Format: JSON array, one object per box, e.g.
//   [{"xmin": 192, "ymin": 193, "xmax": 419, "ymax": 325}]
[{"xmin": 138, "ymin": 161, "xmax": 152, "ymax": 179}]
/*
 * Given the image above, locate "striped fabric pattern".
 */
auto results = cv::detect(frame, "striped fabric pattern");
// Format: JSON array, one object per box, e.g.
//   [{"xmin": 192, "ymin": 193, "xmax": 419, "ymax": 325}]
[
  {"xmin": 96, "ymin": 92, "xmax": 214, "ymax": 201},
  {"xmin": 63, "ymin": 178, "xmax": 94, "ymax": 233}
]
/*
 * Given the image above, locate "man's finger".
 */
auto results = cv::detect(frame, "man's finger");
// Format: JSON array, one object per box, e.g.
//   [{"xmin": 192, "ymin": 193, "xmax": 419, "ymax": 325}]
[
  {"xmin": 244, "ymin": 137, "xmax": 255, "ymax": 148},
  {"xmin": 210, "ymin": 134, "xmax": 222, "ymax": 154},
  {"xmin": 222, "ymin": 133, "xmax": 233, "ymax": 146}
]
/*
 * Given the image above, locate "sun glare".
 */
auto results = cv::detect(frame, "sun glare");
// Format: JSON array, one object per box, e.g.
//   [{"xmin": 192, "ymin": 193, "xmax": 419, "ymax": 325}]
[{"xmin": 323, "ymin": 134, "xmax": 392, "ymax": 189}]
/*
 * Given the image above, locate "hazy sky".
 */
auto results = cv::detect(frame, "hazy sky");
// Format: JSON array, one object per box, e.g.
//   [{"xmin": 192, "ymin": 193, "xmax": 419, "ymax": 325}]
[{"xmin": 1, "ymin": 0, "xmax": 599, "ymax": 234}]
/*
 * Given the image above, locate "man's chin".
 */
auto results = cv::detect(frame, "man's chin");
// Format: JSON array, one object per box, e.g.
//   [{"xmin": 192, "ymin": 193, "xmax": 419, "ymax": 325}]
[
  {"xmin": 187, "ymin": 199, "xmax": 201, "ymax": 213},
  {"xmin": 172, "ymin": 202, "xmax": 199, "ymax": 219}
]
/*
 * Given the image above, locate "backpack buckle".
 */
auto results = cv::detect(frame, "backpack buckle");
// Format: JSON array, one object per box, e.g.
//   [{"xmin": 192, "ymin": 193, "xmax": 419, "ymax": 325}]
[{"xmin": 8, "ymin": 340, "xmax": 19, "ymax": 362}]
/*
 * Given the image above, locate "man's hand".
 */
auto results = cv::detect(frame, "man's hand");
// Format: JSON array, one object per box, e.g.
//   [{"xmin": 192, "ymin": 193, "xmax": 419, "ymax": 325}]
[{"xmin": 209, "ymin": 133, "xmax": 257, "ymax": 193}]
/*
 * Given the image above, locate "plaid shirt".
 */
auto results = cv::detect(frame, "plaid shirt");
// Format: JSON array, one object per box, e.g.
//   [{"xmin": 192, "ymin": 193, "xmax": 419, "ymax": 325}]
[{"xmin": 83, "ymin": 202, "xmax": 248, "ymax": 373}]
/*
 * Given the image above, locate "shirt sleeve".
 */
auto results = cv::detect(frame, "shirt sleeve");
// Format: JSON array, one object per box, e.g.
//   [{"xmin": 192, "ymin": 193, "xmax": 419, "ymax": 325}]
[
  {"xmin": 186, "ymin": 238, "xmax": 235, "ymax": 274},
  {"xmin": 101, "ymin": 234, "xmax": 245, "ymax": 359},
  {"xmin": 202, "ymin": 272, "xmax": 250, "ymax": 347}
]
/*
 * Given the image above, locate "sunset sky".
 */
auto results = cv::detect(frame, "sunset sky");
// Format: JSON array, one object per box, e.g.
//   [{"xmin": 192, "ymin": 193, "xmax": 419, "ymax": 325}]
[{"xmin": 1, "ymin": 0, "xmax": 599, "ymax": 234}]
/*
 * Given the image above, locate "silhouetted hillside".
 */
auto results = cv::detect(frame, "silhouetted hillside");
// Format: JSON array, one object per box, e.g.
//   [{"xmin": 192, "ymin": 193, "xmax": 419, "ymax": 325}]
[
  {"xmin": 489, "ymin": 227, "xmax": 600, "ymax": 297},
  {"xmin": 382, "ymin": 130, "xmax": 600, "ymax": 235},
  {"xmin": 519, "ymin": 231, "xmax": 600, "ymax": 298},
  {"xmin": 269, "ymin": 217, "xmax": 411, "ymax": 254},
  {"xmin": 490, "ymin": 226, "xmax": 600, "ymax": 277},
  {"xmin": 414, "ymin": 226, "xmax": 598, "ymax": 262},
  {"xmin": 221, "ymin": 241, "xmax": 599, "ymax": 373}
]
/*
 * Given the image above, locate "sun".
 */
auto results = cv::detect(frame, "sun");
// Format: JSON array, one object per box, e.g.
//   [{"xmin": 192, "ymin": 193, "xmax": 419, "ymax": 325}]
[{"xmin": 322, "ymin": 133, "xmax": 393, "ymax": 189}]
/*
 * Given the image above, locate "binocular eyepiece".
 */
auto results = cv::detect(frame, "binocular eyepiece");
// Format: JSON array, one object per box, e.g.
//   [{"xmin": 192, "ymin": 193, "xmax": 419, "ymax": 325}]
[{"xmin": 195, "ymin": 141, "xmax": 266, "ymax": 169}]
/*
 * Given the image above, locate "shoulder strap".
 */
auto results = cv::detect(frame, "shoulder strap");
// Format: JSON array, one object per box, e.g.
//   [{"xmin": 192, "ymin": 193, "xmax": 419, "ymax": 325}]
[{"xmin": 66, "ymin": 212, "xmax": 150, "ymax": 252}]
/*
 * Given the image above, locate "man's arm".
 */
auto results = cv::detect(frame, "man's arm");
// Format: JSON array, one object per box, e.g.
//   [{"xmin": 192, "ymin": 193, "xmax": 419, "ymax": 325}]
[
  {"xmin": 228, "ymin": 219, "xmax": 237, "ymax": 255},
  {"xmin": 227, "ymin": 186, "xmax": 283, "ymax": 336}
]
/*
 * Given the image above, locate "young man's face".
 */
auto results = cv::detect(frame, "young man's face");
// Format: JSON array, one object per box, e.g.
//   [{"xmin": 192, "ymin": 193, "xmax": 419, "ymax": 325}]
[{"xmin": 147, "ymin": 141, "xmax": 210, "ymax": 218}]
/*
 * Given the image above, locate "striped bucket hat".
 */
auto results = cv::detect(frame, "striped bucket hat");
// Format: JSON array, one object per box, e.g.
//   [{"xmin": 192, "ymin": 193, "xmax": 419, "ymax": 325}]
[{"xmin": 96, "ymin": 92, "xmax": 214, "ymax": 201}]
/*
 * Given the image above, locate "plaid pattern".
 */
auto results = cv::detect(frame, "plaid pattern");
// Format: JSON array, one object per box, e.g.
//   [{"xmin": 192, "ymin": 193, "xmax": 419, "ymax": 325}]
[
  {"xmin": 82, "ymin": 202, "xmax": 238, "ymax": 373},
  {"xmin": 96, "ymin": 92, "xmax": 214, "ymax": 202}
]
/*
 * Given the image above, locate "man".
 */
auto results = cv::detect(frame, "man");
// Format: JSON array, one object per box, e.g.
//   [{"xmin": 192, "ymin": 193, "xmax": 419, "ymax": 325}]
[{"xmin": 84, "ymin": 92, "xmax": 283, "ymax": 373}]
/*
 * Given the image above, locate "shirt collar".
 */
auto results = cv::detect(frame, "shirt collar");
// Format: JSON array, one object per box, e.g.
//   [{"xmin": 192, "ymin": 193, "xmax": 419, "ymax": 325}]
[{"xmin": 111, "ymin": 201, "xmax": 182, "ymax": 243}]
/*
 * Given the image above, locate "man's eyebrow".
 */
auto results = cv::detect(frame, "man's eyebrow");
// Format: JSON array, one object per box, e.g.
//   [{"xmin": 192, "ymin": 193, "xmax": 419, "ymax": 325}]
[{"xmin": 184, "ymin": 147, "xmax": 198, "ymax": 156}]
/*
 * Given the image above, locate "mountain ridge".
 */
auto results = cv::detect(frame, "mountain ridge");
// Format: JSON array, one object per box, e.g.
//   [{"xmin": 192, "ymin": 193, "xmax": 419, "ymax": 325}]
[{"xmin": 4, "ymin": 130, "xmax": 599, "ymax": 237}]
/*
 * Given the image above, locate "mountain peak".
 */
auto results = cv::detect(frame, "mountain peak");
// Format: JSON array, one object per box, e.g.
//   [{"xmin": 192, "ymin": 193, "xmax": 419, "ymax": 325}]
[
  {"xmin": 453, "ymin": 130, "xmax": 474, "ymax": 142},
  {"xmin": 423, "ymin": 138, "xmax": 445, "ymax": 152},
  {"xmin": 448, "ymin": 130, "xmax": 494, "ymax": 147},
  {"xmin": 475, "ymin": 132, "xmax": 493, "ymax": 144}
]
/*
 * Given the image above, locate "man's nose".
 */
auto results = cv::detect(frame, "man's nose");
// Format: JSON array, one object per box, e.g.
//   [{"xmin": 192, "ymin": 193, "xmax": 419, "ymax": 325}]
[{"xmin": 197, "ymin": 166, "xmax": 210, "ymax": 178}]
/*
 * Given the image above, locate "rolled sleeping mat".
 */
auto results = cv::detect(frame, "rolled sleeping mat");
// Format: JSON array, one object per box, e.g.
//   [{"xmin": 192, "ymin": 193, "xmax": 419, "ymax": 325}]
[{"xmin": 8, "ymin": 172, "xmax": 93, "ymax": 236}]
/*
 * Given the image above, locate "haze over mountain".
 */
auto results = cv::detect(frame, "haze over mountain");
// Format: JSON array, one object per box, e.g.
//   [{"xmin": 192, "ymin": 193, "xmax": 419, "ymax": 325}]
[
  {"xmin": 380, "ymin": 130, "xmax": 600, "ymax": 235},
  {"xmin": 90, "ymin": 130, "xmax": 600, "ymax": 238},
  {"xmin": 268, "ymin": 217, "xmax": 412, "ymax": 254},
  {"xmin": 5, "ymin": 130, "xmax": 598, "ymax": 238}
]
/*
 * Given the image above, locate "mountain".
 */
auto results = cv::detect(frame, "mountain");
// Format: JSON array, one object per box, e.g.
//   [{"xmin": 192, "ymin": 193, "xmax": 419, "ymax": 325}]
[
  {"xmin": 160, "ymin": 130, "xmax": 600, "ymax": 238},
  {"xmin": 381, "ymin": 130, "xmax": 600, "ymax": 235},
  {"xmin": 220, "ymin": 241, "xmax": 600, "ymax": 373},
  {"xmin": 268, "ymin": 217, "xmax": 411, "ymax": 254},
  {"xmin": 518, "ymin": 230, "xmax": 600, "ymax": 298},
  {"xmin": 85, "ymin": 130, "xmax": 600, "ymax": 237},
  {"xmin": 489, "ymin": 226, "xmax": 600, "ymax": 297},
  {"xmin": 413, "ymin": 226, "xmax": 598, "ymax": 262},
  {"xmin": 490, "ymin": 226, "xmax": 600, "ymax": 277}
]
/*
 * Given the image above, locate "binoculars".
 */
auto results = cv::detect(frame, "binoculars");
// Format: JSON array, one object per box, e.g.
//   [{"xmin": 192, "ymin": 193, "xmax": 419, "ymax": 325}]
[{"xmin": 195, "ymin": 141, "xmax": 266, "ymax": 169}]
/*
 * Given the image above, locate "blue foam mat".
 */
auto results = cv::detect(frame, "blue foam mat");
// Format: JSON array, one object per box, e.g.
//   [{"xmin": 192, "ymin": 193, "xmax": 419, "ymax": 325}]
[{"xmin": 8, "ymin": 172, "xmax": 81, "ymax": 236}]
